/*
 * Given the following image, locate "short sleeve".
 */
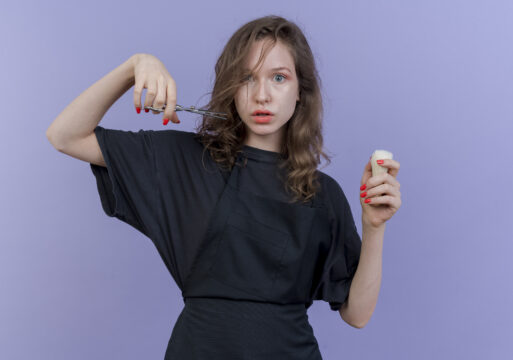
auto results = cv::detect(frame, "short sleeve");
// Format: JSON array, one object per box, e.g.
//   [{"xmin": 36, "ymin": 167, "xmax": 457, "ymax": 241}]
[
  {"xmin": 313, "ymin": 176, "xmax": 362, "ymax": 311},
  {"xmin": 89, "ymin": 125, "xmax": 160, "ymax": 239}
]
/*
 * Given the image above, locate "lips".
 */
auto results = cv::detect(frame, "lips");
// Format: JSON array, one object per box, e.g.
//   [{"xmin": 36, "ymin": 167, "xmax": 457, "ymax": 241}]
[{"xmin": 251, "ymin": 109, "xmax": 274, "ymax": 116}]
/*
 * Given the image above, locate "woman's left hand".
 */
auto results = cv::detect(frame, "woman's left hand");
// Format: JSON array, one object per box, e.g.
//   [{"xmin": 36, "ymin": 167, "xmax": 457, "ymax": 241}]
[{"xmin": 359, "ymin": 157, "xmax": 402, "ymax": 229}]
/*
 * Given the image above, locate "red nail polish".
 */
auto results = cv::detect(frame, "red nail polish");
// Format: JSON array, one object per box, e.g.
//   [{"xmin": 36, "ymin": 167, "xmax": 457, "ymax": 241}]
[
  {"xmin": 136, "ymin": 107, "xmax": 141, "ymax": 114},
  {"xmin": 360, "ymin": 184, "xmax": 366, "ymax": 191},
  {"xmin": 145, "ymin": 108, "xmax": 149, "ymax": 113},
  {"xmin": 163, "ymin": 118, "xmax": 169, "ymax": 125},
  {"xmin": 360, "ymin": 192, "xmax": 367, "ymax": 198},
  {"xmin": 365, "ymin": 198, "xmax": 371, "ymax": 203},
  {"xmin": 377, "ymin": 160, "xmax": 384, "ymax": 164}
]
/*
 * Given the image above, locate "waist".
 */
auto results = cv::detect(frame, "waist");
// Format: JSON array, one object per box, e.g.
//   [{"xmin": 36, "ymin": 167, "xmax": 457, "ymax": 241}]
[
  {"xmin": 184, "ymin": 296, "xmax": 308, "ymax": 319},
  {"xmin": 177, "ymin": 297, "xmax": 320, "ymax": 358}
]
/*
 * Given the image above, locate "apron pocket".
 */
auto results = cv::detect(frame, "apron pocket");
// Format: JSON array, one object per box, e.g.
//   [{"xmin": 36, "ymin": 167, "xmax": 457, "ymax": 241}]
[{"xmin": 209, "ymin": 211, "xmax": 290, "ymax": 298}]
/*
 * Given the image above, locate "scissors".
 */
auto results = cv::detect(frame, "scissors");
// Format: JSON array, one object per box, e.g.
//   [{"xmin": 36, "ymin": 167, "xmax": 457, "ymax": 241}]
[{"xmin": 143, "ymin": 104, "xmax": 228, "ymax": 120}]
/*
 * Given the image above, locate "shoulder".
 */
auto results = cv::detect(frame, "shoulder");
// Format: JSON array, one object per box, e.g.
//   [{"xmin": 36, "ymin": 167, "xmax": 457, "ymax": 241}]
[
  {"xmin": 150, "ymin": 129, "xmax": 223, "ymax": 176},
  {"xmin": 316, "ymin": 170, "xmax": 346, "ymax": 199},
  {"xmin": 151, "ymin": 128, "xmax": 197, "ymax": 144},
  {"xmin": 149, "ymin": 128, "xmax": 206, "ymax": 153},
  {"xmin": 315, "ymin": 170, "xmax": 351, "ymax": 216},
  {"xmin": 95, "ymin": 126, "xmax": 198, "ymax": 147}
]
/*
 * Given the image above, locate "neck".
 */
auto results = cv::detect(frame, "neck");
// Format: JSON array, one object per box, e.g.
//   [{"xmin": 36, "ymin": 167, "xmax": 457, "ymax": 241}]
[{"xmin": 243, "ymin": 129, "xmax": 286, "ymax": 153}]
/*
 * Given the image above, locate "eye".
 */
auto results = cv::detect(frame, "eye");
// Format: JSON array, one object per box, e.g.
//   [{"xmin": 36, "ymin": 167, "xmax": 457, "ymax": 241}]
[
  {"xmin": 242, "ymin": 73, "xmax": 287, "ymax": 83},
  {"xmin": 274, "ymin": 73, "xmax": 287, "ymax": 82}
]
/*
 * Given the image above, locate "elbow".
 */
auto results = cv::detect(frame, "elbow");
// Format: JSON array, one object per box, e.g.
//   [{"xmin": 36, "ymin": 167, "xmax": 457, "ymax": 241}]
[
  {"xmin": 46, "ymin": 129, "xmax": 57, "ymax": 147},
  {"xmin": 343, "ymin": 316, "xmax": 366, "ymax": 329},
  {"xmin": 344, "ymin": 317, "xmax": 367, "ymax": 329},
  {"xmin": 46, "ymin": 129, "xmax": 65, "ymax": 151},
  {"xmin": 339, "ymin": 302, "xmax": 368, "ymax": 329},
  {"xmin": 352, "ymin": 320, "xmax": 367, "ymax": 329}
]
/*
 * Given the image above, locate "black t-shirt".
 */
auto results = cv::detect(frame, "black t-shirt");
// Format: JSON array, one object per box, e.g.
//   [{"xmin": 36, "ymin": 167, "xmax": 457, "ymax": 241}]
[{"xmin": 89, "ymin": 125, "xmax": 361, "ymax": 311}]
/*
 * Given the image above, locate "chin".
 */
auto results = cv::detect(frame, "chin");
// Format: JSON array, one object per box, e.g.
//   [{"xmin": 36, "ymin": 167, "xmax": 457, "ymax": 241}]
[{"xmin": 245, "ymin": 123, "xmax": 276, "ymax": 135}]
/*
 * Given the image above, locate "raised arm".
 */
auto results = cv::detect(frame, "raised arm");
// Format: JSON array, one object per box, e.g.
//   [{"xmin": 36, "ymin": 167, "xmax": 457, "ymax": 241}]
[
  {"xmin": 47, "ymin": 53, "xmax": 180, "ymax": 167},
  {"xmin": 46, "ymin": 54, "xmax": 138, "ymax": 166}
]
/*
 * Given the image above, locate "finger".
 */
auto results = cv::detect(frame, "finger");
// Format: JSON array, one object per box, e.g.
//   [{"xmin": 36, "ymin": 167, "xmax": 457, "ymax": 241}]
[
  {"xmin": 366, "ymin": 172, "xmax": 400, "ymax": 190},
  {"xmin": 171, "ymin": 111, "xmax": 180, "ymax": 124},
  {"xmin": 377, "ymin": 172, "xmax": 400, "ymax": 188},
  {"xmin": 143, "ymin": 80, "xmax": 158, "ymax": 113},
  {"xmin": 163, "ymin": 80, "xmax": 178, "ymax": 124},
  {"xmin": 362, "ymin": 182, "xmax": 400, "ymax": 199},
  {"xmin": 133, "ymin": 77, "xmax": 145, "ymax": 113},
  {"xmin": 383, "ymin": 172, "xmax": 400, "ymax": 188},
  {"xmin": 164, "ymin": 111, "xmax": 180, "ymax": 126},
  {"xmin": 360, "ymin": 158, "xmax": 373, "ymax": 187},
  {"xmin": 365, "ymin": 194, "xmax": 400, "ymax": 209},
  {"xmin": 152, "ymin": 76, "xmax": 166, "ymax": 115},
  {"xmin": 376, "ymin": 159, "xmax": 400, "ymax": 178}
]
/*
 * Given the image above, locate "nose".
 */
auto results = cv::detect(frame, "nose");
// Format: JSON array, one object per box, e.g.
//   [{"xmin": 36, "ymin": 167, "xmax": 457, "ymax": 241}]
[{"xmin": 253, "ymin": 80, "xmax": 271, "ymax": 104}]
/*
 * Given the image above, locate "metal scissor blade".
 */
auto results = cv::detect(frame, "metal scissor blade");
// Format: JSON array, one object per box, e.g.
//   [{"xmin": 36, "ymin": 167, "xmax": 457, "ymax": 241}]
[{"xmin": 143, "ymin": 104, "xmax": 228, "ymax": 120}]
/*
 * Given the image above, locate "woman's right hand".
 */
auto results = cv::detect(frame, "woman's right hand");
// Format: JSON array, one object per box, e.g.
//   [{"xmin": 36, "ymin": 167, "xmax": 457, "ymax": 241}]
[{"xmin": 132, "ymin": 53, "xmax": 180, "ymax": 125}]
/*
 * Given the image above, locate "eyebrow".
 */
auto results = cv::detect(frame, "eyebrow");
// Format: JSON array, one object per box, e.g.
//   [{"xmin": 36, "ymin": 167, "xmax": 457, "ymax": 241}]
[{"xmin": 245, "ymin": 66, "xmax": 292, "ymax": 73}]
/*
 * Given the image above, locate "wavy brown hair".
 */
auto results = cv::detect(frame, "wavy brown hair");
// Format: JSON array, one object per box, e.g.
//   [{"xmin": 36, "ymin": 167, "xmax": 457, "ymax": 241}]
[{"xmin": 193, "ymin": 15, "xmax": 331, "ymax": 204}]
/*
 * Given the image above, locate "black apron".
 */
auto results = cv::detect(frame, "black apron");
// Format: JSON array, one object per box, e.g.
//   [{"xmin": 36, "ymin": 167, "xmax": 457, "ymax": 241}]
[{"xmin": 165, "ymin": 152, "xmax": 330, "ymax": 359}]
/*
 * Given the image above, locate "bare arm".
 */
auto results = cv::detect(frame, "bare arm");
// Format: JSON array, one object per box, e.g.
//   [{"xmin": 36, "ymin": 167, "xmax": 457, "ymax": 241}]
[
  {"xmin": 339, "ymin": 223, "xmax": 384, "ymax": 328},
  {"xmin": 47, "ymin": 53, "xmax": 180, "ymax": 167},
  {"xmin": 45, "ymin": 55, "xmax": 137, "ymax": 165}
]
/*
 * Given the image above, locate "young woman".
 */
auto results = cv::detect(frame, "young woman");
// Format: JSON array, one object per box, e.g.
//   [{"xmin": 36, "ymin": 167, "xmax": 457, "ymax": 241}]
[{"xmin": 47, "ymin": 15, "xmax": 401, "ymax": 360}]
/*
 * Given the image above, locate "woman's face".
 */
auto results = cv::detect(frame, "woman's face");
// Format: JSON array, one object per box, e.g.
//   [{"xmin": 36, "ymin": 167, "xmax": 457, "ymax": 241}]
[{"xmin": 234, "ymin": 39, "xmax": 300, "ymax": 152}]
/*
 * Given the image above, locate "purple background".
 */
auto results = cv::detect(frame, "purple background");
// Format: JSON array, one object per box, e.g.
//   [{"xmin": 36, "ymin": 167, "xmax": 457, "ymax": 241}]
[{"xmin": 1, "ymin": 0, "xmax": 512, "ymax": 359}]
